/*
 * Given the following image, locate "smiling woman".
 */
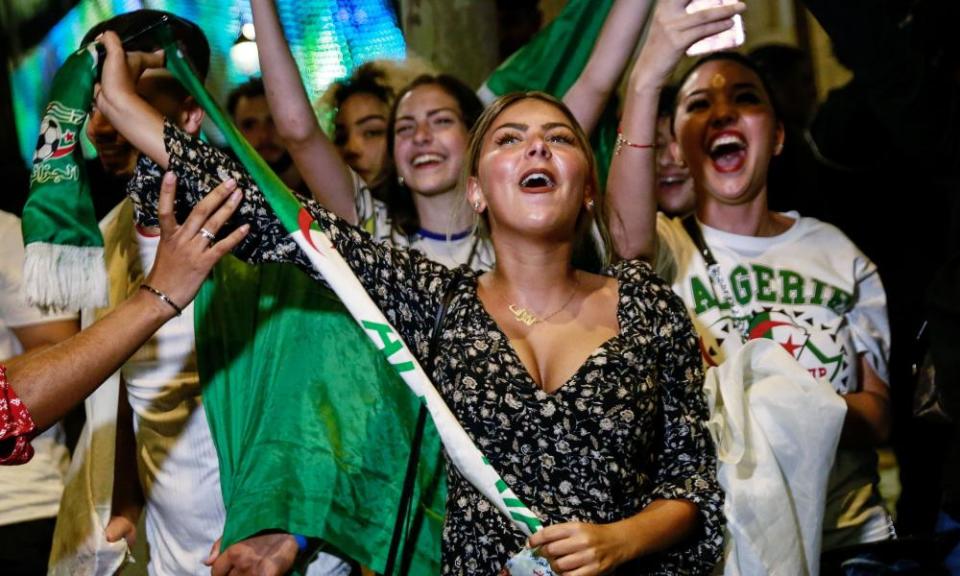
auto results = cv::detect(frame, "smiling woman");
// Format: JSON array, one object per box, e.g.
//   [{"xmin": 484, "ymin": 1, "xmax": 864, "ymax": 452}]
[
  {"xmin": 609, "ymin": 0, "xmax": 895, "ymax": 561},
  {"xmin": 464, "ymin": 92, "xmax": 603, "ymax": 252}
]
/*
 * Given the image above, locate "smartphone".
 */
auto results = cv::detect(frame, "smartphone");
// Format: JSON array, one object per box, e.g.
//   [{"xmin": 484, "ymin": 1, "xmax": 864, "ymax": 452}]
[{"xmin": 685, "ymin": 0, "xmax": 746, "ymax": 57}]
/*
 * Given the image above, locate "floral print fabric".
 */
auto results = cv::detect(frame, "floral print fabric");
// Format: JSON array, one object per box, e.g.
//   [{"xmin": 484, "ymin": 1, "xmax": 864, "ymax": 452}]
[{"xmin": 0, "ymin": 365, "xmax": 37, "ymax": 465}]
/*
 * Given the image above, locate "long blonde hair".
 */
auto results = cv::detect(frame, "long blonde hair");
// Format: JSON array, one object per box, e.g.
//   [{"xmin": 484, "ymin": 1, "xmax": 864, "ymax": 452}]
[{"xmin": 462, "ymin": 91, "xmax": 612, "ymax": 268}]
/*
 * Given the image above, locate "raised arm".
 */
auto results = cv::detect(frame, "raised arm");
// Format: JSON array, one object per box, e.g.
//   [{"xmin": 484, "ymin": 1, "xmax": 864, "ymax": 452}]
[
  {"xmin": 561, "ymin": 0, "xmax": 654, "ymax": 136},
  {"xmin": 606, "ymin": 0, "xmax": 745, "ymax": 261},
  {"xmin": 250, "ymin": 0, "xmax": 358, "ymax": 221},
  {"xmin": 93, "ymin": 31, "xmax": 168, "ymax": 168}
]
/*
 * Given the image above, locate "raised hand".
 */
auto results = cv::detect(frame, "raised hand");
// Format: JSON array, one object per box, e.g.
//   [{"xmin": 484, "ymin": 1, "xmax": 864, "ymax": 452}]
[
  {"xmin": 144, "ymin": 173, "xmax": 249, "ymax": 316},
  {"xmin": 93, "ymin": 30, "xmax": 165, "ymax": 109},
  {"xmin": 634, "ymin": 0, "xmax": 746, "ymax": 89}
]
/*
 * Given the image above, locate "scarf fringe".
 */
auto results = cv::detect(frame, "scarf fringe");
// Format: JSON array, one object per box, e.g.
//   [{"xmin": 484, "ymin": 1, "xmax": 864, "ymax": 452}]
[{"xmin": 23, "ymin": 242, "xmax": 108, "ymax": 312}]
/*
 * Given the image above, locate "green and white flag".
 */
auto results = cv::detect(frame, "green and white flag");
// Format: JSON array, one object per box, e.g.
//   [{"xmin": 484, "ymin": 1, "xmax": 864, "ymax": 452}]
[
  {"xmin": 21, "ymin": 45, "xmax": 107, "ymax": 311},
  {"xmin": 195, "ymin": 257, "xmax": 445, "ymax": 573}
]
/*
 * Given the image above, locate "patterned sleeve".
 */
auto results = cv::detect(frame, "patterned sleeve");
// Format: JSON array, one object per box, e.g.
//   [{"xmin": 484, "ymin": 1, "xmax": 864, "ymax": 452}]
[
  {"xmin": 157, "ymin": 120, "xmax": 455, "ymax": 353},
  {"xmin": 0, "ymin": 365, "xmax": 36, "ymax": 465},
  {"xmin": 623, "ymin": 260, "xmax": 724, "ymax": 573}
]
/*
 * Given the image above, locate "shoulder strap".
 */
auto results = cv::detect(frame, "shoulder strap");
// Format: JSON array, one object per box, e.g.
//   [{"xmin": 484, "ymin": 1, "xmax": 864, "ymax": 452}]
[
  {"xmin": 428, "ymin": 274, "xmax": 461, "ymax": 368},
  {"xmin": 385, "ymin": 272, "xmax": 461, "ymax": 576},
  {"xmin": 682, "ymin": 214, "xmax": 718, "ymax": 267},
  {"xmin": 681, "ymin": 215, "xmax": 751, "ymax": 343}
]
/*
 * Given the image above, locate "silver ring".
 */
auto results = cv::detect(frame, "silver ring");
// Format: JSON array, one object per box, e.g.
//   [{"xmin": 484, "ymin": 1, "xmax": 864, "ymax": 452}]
[{"xmin": 199, "ymin": 228, "xmax": 216, "ymax": 244}]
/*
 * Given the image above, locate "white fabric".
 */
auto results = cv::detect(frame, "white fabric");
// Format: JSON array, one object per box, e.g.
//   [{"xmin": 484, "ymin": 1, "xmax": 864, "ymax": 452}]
[
  {"xmin": 125, "ymin": 229, "xmax": 226, "ymax": 576},
  {"xmin": 0, "ymin": 210, "xmax": 72, "ymax": 527},
  {"xmin": 704, "ymin": 339, "xmax": 847, "ymax": 576},
  {"xmin": 49, "ymin": 203, "xmax": 223, "ymax": 575},
  {"xmin": 353, "ymin": 172, "xmax": 495, "ymax": 270},
  {"xmin": 656, "ymin": 213, "xmax": 893, "ymax": 550}
]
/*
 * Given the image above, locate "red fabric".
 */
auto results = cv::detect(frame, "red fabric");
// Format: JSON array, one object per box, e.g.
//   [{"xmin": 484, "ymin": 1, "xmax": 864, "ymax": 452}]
[{"xmin": 0, "ymin": 364, "xmax": 36, "ymax": 465}]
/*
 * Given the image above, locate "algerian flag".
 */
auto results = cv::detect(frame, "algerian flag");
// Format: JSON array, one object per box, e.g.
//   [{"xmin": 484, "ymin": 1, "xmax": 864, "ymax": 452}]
[
  {"xmin": 21, "ymin": 45, "xmax": 107, "ymax": 311},
  {"xmin": 195, "ymin": 258, "xmax": 444, "ymax": 573},
  {"xmin": 478, "ymin": 0, "xmax": 617, "ymax": 187}
]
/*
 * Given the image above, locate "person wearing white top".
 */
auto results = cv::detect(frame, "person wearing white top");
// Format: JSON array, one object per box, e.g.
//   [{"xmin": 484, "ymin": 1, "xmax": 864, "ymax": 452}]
[
  {"xmin": 607, "ymin": 0, "xmax": 892, "ymax": 560},
  {"xmin": 0, "ymin": 210, "xmax": 78, "ymax": 574}
]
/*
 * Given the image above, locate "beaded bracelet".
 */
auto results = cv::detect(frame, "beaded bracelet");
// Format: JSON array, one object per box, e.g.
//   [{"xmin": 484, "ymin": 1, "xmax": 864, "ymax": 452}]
[
  {"xmin": 140, "ymin": 284, "xmax": 183, "ymax": 317},
  {"xmin": 615, "ymin": 127, "xmax": 654, "ymax": 155}
]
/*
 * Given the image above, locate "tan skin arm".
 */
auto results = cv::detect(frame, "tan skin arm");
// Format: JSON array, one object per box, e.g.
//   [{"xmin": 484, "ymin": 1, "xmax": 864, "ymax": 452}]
[
  {"xmin": 5, "ymin": 175, "xmax": 248, "ymax": 431},
  {"xmin": 606, "ymin": 0, "xmax": 745, "ymax": 262},
  {"xmin": 839, "ymin": 354, "xmax": 890, "ymax": 448},
  {"xmin": 104, "ymin": 378, "xmax": 145, "ymax": 548},
  {"xmin": 561, "ymin": 0, "xmax": 654, "ymax": 137},
  {"xmin": 93, "ymin": 32, "xmax": 169, "ymax": 169},
  {"xmin": 7, "ymin": 320, "xmax": 80, "ymax": 358},
  {"xmin": 530, "ymin": 499, "xmax": 699, "ymax": 575},
  {"xmin": 249, "ymin": 0, "xmax": 358, "ymax": 221}
]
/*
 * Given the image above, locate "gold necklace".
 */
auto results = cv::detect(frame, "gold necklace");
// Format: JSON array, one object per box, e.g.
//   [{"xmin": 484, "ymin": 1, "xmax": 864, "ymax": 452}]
[{"xmin": 504, "ymin": 275, "xmax": 580, "ymax": 327}]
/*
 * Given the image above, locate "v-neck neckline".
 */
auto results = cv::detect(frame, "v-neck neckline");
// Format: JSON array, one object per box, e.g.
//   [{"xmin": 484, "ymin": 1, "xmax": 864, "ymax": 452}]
[{"xmin": 470, "ymin": 270, "xmax": 624, "ymax": 396}]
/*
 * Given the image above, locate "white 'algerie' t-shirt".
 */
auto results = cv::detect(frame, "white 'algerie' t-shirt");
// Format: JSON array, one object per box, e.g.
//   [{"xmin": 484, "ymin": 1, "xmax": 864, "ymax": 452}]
[{"xmin": 655, "ymin": 212, "xmax": 894, "ymax": 550}]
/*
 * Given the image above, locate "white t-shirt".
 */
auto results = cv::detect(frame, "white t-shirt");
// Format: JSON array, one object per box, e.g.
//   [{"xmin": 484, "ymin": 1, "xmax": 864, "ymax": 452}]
[
  {"xmin": 122, "ymin": 228, "xmax": 226, "ymax": 575},
  {"xmin": 353, "ymin": 173, "xmax": 495, "ymax": 271},
  {"xmin": 0, "ymin": 210, "xmax": 72, "ymax": 526},
  {"xmin": 655, "ymin": 212, "xmax": 894, "ymax": 550}
]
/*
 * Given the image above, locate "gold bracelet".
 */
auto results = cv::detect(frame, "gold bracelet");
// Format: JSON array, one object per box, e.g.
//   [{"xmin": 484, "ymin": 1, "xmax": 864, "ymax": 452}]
[
  {"xmin": 615, "ymin": 127, "xmax": 654, "ymax": 155},
  {"xmin": 140, "ymin": 284, "xmax": 183, "ymax": 316}
]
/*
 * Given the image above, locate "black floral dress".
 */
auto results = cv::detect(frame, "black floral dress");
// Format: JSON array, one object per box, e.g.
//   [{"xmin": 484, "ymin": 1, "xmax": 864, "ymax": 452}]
[{"xmin": 143, "ymin": 121, "xmax": 724, "ymax": 575}]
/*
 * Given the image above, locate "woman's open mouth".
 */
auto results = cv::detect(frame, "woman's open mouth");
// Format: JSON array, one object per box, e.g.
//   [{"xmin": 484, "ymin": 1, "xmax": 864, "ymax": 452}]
[
  {"xmin": 707, "ymin": 131, "xmax": 747, "ymax": 173},
  {"xmin": 411, "ymin": 153, "xmax": 445, "ymax": 170},
  {"xmin": 518, "ymin": 168, "xmax": 557, "ymax": 193}
]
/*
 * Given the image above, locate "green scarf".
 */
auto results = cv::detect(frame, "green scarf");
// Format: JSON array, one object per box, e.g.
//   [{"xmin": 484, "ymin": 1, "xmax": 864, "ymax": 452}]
[{"xmin": 21, "ymin": 45, "xmax": 107, "ymax": 311}]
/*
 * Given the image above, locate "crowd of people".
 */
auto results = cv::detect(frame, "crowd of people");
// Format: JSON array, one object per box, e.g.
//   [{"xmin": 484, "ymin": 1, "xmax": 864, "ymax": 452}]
[{"xmin": 1, "ymin": 0, "xmax": 958, "ymax": 574}]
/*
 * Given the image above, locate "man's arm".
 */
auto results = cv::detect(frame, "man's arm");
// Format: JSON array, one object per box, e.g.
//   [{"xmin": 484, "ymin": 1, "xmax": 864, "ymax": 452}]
[
  {"xmin": 104, "ymin": 380, "xmax": 144, "ymax": 548},
  {"xmin": 5, "ymin": 175, "xmax": 248, "ymax": 431},
  {"xmin": 7, "ymin": 320, "xmax": 80, "ymax": 359}
]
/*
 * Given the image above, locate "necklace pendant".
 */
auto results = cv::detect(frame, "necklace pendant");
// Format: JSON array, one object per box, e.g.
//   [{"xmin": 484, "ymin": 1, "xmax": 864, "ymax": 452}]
[{"xmin": 508, "ymin": 304, "xmax": 539, "ymax": 326}]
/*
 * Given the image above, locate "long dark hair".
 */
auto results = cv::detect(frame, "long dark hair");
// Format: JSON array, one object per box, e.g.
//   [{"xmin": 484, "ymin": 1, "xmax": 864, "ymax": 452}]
[{"xmin": 374, "ymin": 74, "xmax": 484, "ymax": 237}]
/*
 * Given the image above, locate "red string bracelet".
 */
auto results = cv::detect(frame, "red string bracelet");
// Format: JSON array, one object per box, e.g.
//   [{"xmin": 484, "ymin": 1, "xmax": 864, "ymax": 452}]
[{"xmin": 615, "ymin": 127, "xmax": 654, "ymax": 155}]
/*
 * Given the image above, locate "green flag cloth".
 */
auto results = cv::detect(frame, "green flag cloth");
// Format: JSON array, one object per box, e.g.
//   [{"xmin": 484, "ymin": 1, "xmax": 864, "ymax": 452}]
[
  {"xmin": 478, "ymin": 0, "xmax": 617, "ymax": 187},
  {"xmin": 21, "ymin": 45, "xmax": 107, "ymax": 310},
  {"xmin": 195, "ymin": 257, "xmax": 443, "ymax": 573}
]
